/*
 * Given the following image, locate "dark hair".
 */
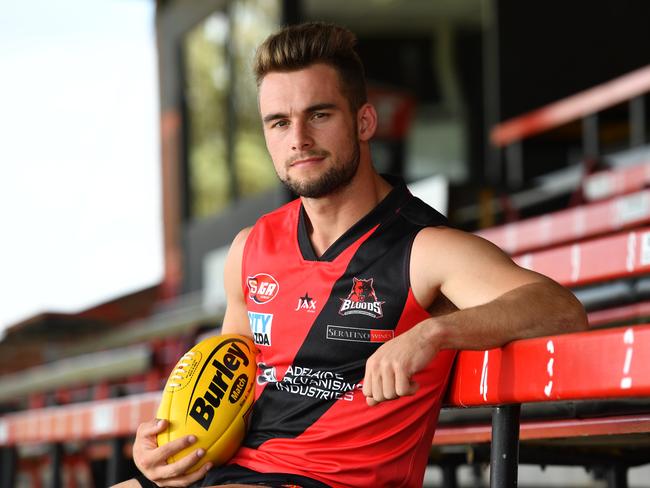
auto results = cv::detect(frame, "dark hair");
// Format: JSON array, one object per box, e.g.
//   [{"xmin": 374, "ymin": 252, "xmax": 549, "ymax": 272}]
[{"xmin": 254, "ymin": 22, "xmax": 367, "ymax": 112}]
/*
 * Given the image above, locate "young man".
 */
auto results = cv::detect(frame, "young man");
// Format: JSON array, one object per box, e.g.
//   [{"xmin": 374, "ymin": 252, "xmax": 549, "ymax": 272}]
[{"xmin": 120, "ymin": 22, "xmax": 587, "ymax": 488}]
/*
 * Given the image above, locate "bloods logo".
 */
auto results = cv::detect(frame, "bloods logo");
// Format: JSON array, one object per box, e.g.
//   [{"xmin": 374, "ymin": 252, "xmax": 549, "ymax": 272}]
[
  {"xmin": 339, "ymin": 277, "xmax": 385, "ymax": 318},
  {"xmin": 247, "ymin": 273, "xmax": 279, "ymax": 304}
]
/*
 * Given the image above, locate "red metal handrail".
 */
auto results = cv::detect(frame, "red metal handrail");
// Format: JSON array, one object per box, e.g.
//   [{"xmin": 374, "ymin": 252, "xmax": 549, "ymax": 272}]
[{"xmin": 491, "ymin": 64, "xmax": 650, "ymax": 147}]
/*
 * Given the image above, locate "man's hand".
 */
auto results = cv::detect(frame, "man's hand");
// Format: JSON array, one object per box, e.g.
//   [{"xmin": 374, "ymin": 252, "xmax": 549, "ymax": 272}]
[
  {"xmin": 362, "ymin": 320, "xmax": 439, "ymax": 406},
  {"xmin": 132, "ymin": 418, "xmax": 213, "ymax": 487}
]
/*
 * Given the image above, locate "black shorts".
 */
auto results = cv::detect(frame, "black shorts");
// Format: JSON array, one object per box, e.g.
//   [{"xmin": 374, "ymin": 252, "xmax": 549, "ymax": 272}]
[{"xmin": 195, "ymin": 464, "xmax": 330, "ymax": 488}]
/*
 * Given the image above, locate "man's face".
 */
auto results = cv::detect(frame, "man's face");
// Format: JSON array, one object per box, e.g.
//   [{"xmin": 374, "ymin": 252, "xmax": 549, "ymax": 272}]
[{"xmin": 258, "ymin": 63, "xmax": 360, "ymax": 198}]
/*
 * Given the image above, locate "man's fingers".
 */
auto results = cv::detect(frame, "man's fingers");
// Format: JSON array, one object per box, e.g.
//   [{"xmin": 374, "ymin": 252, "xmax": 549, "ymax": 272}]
[
  {"xmin": 158, "ymin": 461, "xmax": 213, "ymax": 487},
  {"xmin": 157, "ymin": 435, "xmax": 198, "ymax": 461},
  {"xmin": 395, "ymin": 372, "xmax": 415, "ymax": 397},
  {"xmin": 364, "ymin": 363, "xmax": 420, "ymax": 406},
  {"xmin": 138, "ymin": 418, "xmax": 168, "ymax": 438},
  {"xmin": 372, "ymin": 371, "xmax": 384, "ymax": 403},
  {"xmin": 362, "ymin": 366, "xmax": 372, "ymax": 398},
  {"xmin": 159, "ymin": 450, "xmax": 210, "ymax": 481},
  {"xmin": 381, "ymin": 367, "xmax": 397, "ymax": 401}
]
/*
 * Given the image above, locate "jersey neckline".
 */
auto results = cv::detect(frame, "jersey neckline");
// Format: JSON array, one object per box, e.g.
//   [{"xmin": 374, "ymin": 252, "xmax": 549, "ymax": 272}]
[{"xmin": 297, "ymin": 175, "xmax": 412, "ymax": 262}]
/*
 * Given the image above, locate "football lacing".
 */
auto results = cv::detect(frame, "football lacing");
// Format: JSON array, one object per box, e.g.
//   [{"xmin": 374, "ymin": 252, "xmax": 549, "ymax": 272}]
[{"xmin": 168, "ymin": 351, "xmax": 196, "ymax": 388}]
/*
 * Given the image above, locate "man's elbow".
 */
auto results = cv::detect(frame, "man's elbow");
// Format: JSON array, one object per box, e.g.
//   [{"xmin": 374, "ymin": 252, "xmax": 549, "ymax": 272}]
[
  {"xmin": 562, "ymin": 291, "xmax": 589, "ymax": 333},
  {"xmin": 543, "ymin": 281, "xmax": 588, "ymax": 334},
  {"xmin": 569, "ymin": 305, "xmax": 589, "ymax": 332}
]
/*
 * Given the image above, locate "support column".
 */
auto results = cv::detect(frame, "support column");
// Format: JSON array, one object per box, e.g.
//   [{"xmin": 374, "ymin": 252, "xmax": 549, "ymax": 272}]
[
  {"xmin": 49, "ymin": 443, "xmax": 63, "ymax": 488},
  {"xmin": 441, "ymin": 464, "xmax": 459, "ymax": 488},
  {"xmin": 107, "ymin": 437, "xmax": 127, "ymax": 486},
  {"xmin": 630, "ymin": 96, "xmax": 646, "ymax": 147},
  {"xmin": 490, "ymin": 404, "xmax": 521, "ymax": 488},
  {"xmin": 505, "ymin": 141, "xmax": 523, "ymax": 189},
  {"xmin": 605, "ymin": 465, "xmax": 628, "ymax": 488},
  {"xmin": 0, "ymin": 447, "xmax": 17, "ymax": 488}
]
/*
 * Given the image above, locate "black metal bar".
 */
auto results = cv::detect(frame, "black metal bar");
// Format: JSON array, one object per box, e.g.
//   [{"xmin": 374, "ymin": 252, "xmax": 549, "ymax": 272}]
[
  {"xmin": 50, "ymin": 443, "xmax": 64, "ymax": 488},
  {"xmin": 630, "ymin": 95, "xmax": 646, "ymax": 147},
  {"xmin": 483, "ymin": 0, "xmax": 502, "ymax": 186},
  {"xmin": 282, "ymin": 0, "xmax": 302, "ymax": 25},
  {"xmin": 107, "ymin": 437, "xmax": 127, "ymax": 486},
  {"xmin": 605, "ymin": 465, "xmax": 629, "ymax": 488},
  {"xmin": 505, "ymin": 142, "xmax": 523, "ymax": 189},
  {"xmin": 490, "ymin": 404, "xmax": 521, "ymax": 488},
  {"xmin": 582, "ymin": 113, "xmax": 600, "ymax": 159},
  {"xmin": 0, "ymin": 447, "xmax": 17, "ymax": 488},
  {"xmin": 441, "ymin": 464, "xmax": 459, "ymax": 488}
]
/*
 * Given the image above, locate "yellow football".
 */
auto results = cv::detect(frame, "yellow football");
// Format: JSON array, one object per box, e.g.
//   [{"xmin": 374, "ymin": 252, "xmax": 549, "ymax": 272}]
[{"xmin": 156, "ymin": 334, "xmax": 257, "ymax": 472}]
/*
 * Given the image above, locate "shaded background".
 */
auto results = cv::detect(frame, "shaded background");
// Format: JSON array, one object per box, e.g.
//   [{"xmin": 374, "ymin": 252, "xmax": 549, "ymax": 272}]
[{"xmin": 1, "ymin": 0, "xmax": 649, "ymax": 486}]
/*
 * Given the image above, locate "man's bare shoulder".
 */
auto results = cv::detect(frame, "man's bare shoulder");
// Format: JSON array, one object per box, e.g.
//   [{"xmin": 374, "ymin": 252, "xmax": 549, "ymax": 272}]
[
  {"xmin": 231, "ymin": 226, "xmax": 253, "ymax": 250},
  {"xmin": 224, "ymin": 226, "xmax": 254, "ymax": 284},
  {"xmin": 410, "ymin": 225, "xmax": 539, "ymax": 308},
  {"xmin": 412, "ymin": 225, "xmax": 513, "ymax": 264}
]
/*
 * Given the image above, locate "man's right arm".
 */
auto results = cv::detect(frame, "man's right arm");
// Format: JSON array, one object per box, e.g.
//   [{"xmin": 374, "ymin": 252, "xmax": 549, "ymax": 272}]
[
  {"xmin": 115, "ymin": 228, "xmax": 252, "ymax": 487},
  {"xmin": 221, "ymin": 227, "xmax": 253, "ymax": 337}
]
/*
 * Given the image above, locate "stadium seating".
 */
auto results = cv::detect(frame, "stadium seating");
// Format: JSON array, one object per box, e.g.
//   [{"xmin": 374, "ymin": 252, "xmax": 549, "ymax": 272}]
[
  {"xmin": 430, "ymin": 64, "xmax": 650, "ymax": 487},
  {"xmin": 2, "ymin": 65, "xmax": 650, "ymax": 488},
  {"xmin": 433, "ymin": 223, "xmax": 650, "ymax": 486}
]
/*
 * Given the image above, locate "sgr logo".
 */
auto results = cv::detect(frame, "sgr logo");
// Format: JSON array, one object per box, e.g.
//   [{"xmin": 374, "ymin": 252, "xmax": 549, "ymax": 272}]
[
  {"xmin": 248, "ymin": 311, "xmax": 273, "ymax": 346},
  {"xmin": 247, "ymin": 273, "xmax": 279, "ymax": 304}
]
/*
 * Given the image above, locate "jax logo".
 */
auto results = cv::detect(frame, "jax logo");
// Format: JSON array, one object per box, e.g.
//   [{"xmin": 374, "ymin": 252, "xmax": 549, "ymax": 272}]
[
  {"xmin": 248, "ymin": 311, "xmax": 273, "ymax": 346},
  {"xmin": 294, "ymin": 292, "xmax": 317, "ymax": 312},
  {"xmin": 339, "ymin": 277, "xmax": 385, "ymax": 318},
  {"xmin": 247, "ymin": 273, "xmax": 279, "ymax": 304}
]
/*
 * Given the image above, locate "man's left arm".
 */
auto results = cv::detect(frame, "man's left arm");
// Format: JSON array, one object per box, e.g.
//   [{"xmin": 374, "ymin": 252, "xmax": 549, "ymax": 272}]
[{"xmin": 362, "ymin": 227, "xmax": 588, "ymax": 405}]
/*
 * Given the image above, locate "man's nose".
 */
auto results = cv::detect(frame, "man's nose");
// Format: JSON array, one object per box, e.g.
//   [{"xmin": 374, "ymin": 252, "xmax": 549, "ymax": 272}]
[{"xmin": 290, "ymin": 121, "xmax": 313, "ymax": 151}]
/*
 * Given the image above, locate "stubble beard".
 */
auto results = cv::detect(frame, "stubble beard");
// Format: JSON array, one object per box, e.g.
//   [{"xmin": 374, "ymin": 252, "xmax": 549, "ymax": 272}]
[{"xmin": 279, "ymin": 142, "xmax": 360, "ymax": 199}]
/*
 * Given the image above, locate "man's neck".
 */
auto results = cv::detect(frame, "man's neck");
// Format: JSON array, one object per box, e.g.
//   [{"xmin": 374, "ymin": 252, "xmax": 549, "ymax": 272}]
[{"xmin": 301, "ymin": 167, "xmax": 393, "ymax": 257}]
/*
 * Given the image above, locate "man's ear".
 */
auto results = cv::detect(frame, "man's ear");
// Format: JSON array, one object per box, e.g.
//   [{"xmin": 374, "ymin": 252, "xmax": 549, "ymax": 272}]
[{"xmin": 357, "ymin": 103, "xmax": 377, "ymax": 141}]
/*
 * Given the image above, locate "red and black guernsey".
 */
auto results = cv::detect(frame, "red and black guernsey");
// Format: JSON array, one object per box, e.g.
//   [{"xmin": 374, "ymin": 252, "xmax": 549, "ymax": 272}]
[{"xmin": 230, "ymin": 180, "xmax": 457, "ymax": 488}]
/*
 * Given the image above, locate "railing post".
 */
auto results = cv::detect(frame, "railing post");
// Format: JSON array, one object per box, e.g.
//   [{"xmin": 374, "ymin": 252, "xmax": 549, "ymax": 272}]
[
  {"xmin": 605, "ymin": 465, "xmax": 628, "ymax": 488},
  {"xmin": 441, "ymin": 464, "xmax": 458, "ymax": 488},
  {"xmin": 0, "ymin": 446, "xmax": 17, "ymax": 488},
  {"xmin": 490, "ymin": 404, "xmax": 521, "ymax": 487},
  {"xmin": 50, "ymin": 443, "xmax": 63, "ymax": 488},
  {"xmin": 107, "ymin": 436, "xmax": 127, "ymax": 486}
]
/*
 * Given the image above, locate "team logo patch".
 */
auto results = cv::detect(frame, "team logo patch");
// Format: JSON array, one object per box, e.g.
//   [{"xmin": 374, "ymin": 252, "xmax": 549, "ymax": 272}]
[
  {"xmin": 256, "ymin": 362, "xmax": 278, "ymax": 385},
  {"xmin": 294, "ymin": 292, "xmax": 317, "ymax": 312},
  {"xmin": 326, "ymin": 325, "xmax": 394, "ymax": 343},
  {"xmin": 257, "ymin": 362, "xmax": 359, "ymax": 402},
  {"xmin": 338, "ymin": 277, "xmax": 385, "ymax": 318},
  {"xmin": 247, "ymin": 273, "xmax": 279, "ymax": 305},
  {"xmin": 248, "ymin": 311, "xmax": 273, "ymax": 346}
]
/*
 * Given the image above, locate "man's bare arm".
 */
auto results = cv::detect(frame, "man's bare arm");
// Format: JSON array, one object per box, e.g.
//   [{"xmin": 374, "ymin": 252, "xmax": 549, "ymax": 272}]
[
  {"xmin": 363, "ymin": 227, "xmax": 587, "ymax": 405},
  {"xmin": 416, "ymin": 227, "xmax": 588, "ymax": 350},
  {"xmin": 221, "ymin": 227, "xmax": 253, "ymax": 337},
  {"xmin": 116, "ymin": 229, "xmax": 253, "ymax": 487}
]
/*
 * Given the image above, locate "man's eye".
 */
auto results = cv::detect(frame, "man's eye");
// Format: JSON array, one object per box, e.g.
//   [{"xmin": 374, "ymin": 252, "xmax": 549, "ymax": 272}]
[
  {"xmin": 312, "ymin": 112, "xmax": 329, "ymax": 120},
  {"xmin": 271, "ymin": 120, "xmax": 289, "ymax": 128}
]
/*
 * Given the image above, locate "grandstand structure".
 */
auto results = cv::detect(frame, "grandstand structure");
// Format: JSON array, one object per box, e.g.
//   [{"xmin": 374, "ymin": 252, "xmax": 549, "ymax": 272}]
[
  {"xmin": 2, "ymin": 2, "xmax": 650, "ymax": 487},
  {"xmin": 2, "ymin": 64, "xmax": 650, "ymax": 488}
]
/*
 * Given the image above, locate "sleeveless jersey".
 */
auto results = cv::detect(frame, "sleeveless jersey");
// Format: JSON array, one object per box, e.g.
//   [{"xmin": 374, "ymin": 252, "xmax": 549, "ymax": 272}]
[{"xmin": 231, "ymin": 181, "xmax": 457, "ymax": 488}]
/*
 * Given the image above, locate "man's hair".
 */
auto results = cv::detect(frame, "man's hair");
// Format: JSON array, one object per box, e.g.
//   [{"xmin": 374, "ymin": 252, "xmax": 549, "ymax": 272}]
[{"xmin": 254, "ymin": 22, "xmax": 367, "ymax": 112}]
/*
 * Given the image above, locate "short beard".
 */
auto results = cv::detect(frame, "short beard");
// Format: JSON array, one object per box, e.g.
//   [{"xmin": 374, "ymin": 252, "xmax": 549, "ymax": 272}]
[{"xmin": 280, "ymin": 143, "xmax": 360, "ymax": 199}]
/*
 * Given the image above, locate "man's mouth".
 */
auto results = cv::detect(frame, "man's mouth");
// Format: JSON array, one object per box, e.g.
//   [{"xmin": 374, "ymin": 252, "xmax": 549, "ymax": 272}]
[
  {"xmin": 288, "ymin": 153, "xmax": 328, "ymax": 167},
  {"xmin": 291, "ymin": 156, "xmax": 325, "ymax": 166}
]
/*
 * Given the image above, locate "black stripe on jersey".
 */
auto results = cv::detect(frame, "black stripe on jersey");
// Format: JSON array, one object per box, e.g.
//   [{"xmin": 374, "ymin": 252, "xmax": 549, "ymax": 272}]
[
  {"xmin": 297, "ymin": 176, "xmax": 414, "ymax": 262},
  {"xmin": 244, "ymin": 188, "xmax": 447, "ymax": 448}
]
